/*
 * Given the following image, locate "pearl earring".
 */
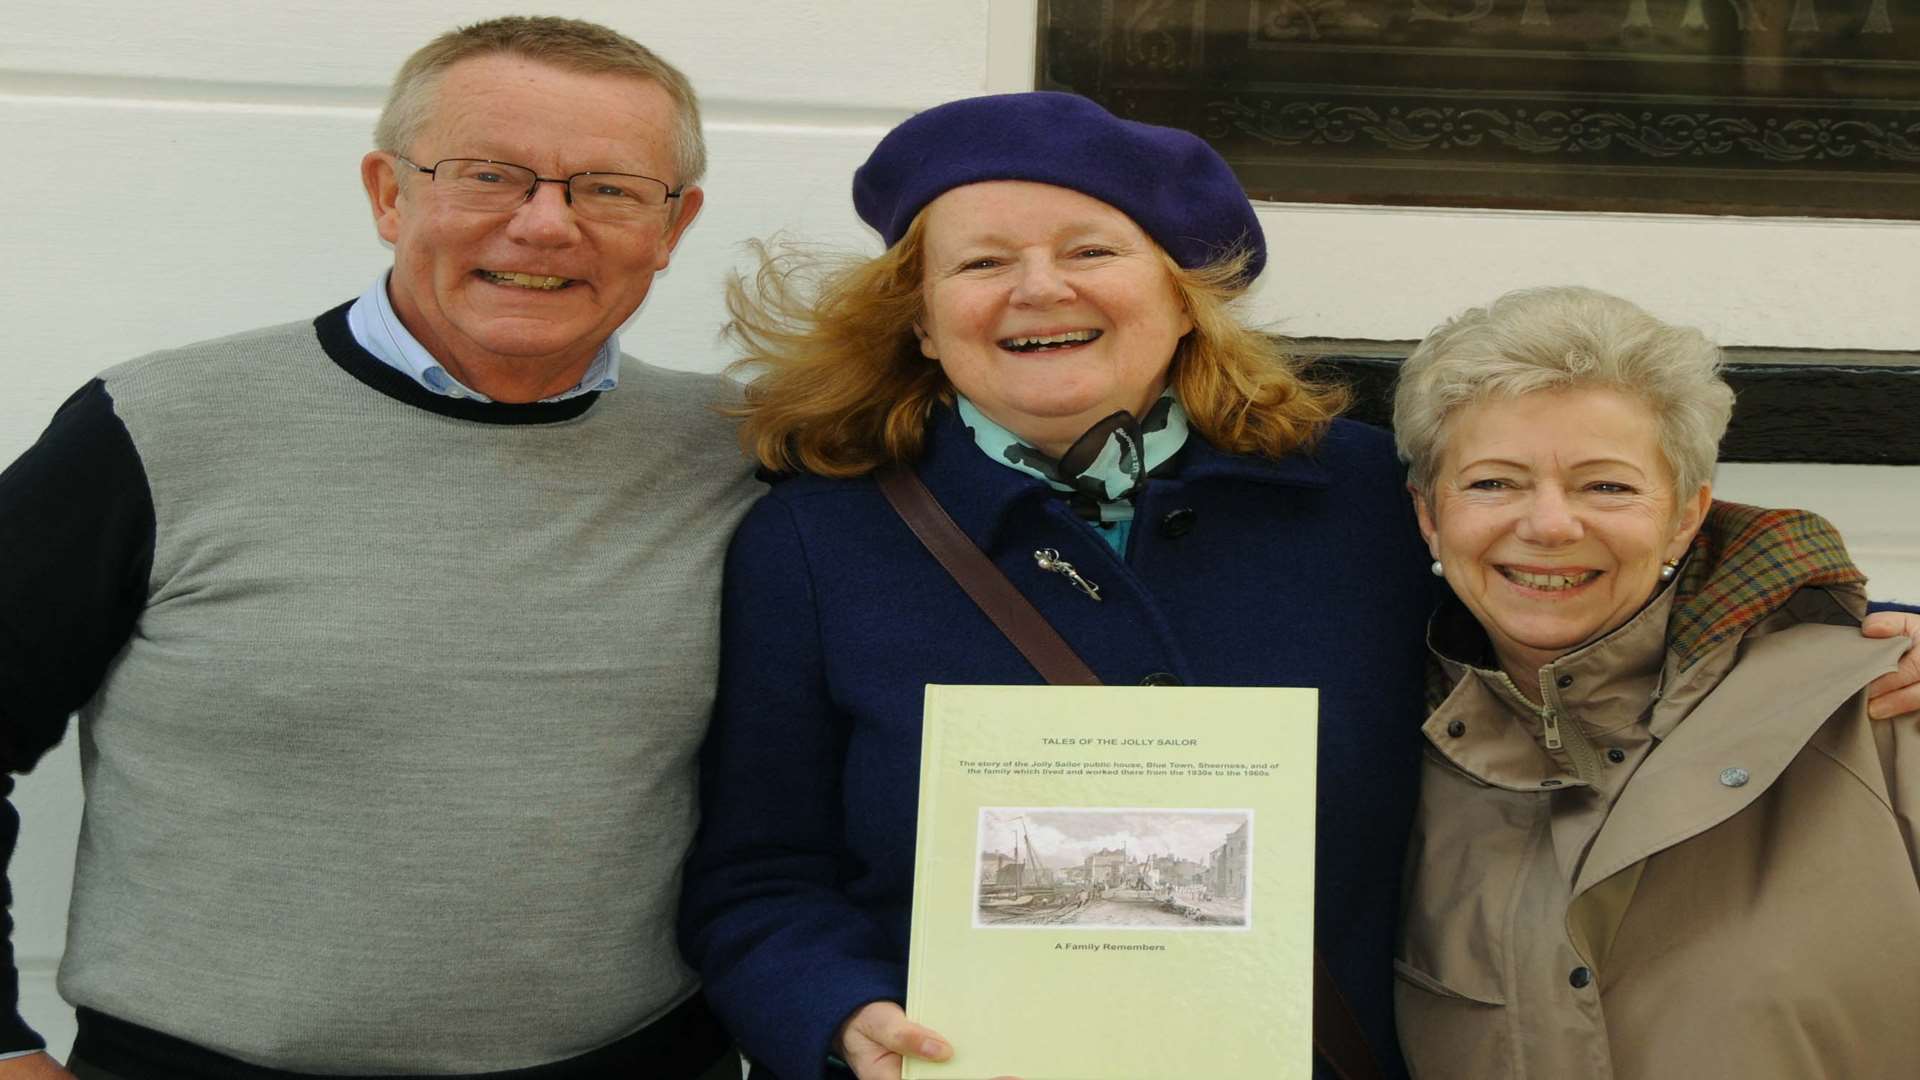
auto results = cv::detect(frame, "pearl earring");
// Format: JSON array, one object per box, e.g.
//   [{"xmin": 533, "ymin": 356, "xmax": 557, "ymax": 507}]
[
  {"xmin": 1659, "ymin": 559, "xmax": 1679, "ymax": 582},
  {"xmin": 1430, "ymin": 560, "xmax": 1445, "ymax": 578}
]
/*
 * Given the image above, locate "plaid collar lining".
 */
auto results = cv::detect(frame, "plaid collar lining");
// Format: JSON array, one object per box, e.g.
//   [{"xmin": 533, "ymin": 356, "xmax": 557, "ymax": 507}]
[{"xmin": 1667, "ymin": 500, "xmax": 1866, "ymax": 673}]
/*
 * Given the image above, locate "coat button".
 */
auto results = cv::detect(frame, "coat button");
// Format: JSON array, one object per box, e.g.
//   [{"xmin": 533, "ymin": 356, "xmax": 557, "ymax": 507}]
[
  {"xmin": 1446, "ymin": 720, "xmax": 1466, "ymax": 738},
  {"xmin": 1606, "ymin": 748, "xmax": 1627, "ymax": 764},
  {"xmin": 1719, "ymin": 767, "xmax": 1750, "ymax": 788},
  {"xmin": 1556, "ymin": 674, "xmax": 1574, "ymax": 689},
  {"xmin": 1158, "ymin": 508, "xmax": 1197, "ymax": 538},
  {"xmin": 1140, "ymin": 672, "xmax": 1183, "ymax": 687},
  {"xmin": 1569, "ymin": 966, "xmax": 1592, "ymax": 989}
]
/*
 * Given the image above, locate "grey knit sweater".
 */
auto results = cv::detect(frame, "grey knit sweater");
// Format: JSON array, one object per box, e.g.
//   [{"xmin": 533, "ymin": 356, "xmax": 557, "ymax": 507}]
[{"xmin": 0, "ymin": 305, "xmax": 761, "ymax": 1073}]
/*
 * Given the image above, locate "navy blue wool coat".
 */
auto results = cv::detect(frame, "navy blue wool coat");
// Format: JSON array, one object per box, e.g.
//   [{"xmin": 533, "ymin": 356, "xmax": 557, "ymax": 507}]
[{"xmin": 680, "ymin": 407, "xmax": 1433, "ymax": 1080}]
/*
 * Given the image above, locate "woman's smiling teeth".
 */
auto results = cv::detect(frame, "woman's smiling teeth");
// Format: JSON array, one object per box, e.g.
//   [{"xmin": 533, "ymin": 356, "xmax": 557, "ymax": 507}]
[
  {"xmin": 1499, "ymin": 566, "xmax": 1602, "ymax": 591},
  {"xmin": 999, "ymin": 329, "xmax": 1101, "ymax": 353},
  {"xmin": 481, "ymin": 270, "xmax": 573, "ymax": 290}
]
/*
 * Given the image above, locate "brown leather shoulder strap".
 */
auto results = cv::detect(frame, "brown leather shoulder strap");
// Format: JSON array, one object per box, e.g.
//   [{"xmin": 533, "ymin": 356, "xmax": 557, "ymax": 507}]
[
  {"xmin": 874, "ymin": 465, "xmax": 1100, "ymax": 686},
  {"xmin": 1314, "ymin": 951, "xmax": 1386, "ymax": 1080},
  {"xmin": 875, "ymin": 464, "xmax": 1382, "ymax": 1080}
]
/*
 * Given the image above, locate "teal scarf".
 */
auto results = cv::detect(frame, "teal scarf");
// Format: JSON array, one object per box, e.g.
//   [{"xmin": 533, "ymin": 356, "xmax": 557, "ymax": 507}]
[{"xmin": 956, "ymin": 394, "xmax": 1190, "ymax": 554}]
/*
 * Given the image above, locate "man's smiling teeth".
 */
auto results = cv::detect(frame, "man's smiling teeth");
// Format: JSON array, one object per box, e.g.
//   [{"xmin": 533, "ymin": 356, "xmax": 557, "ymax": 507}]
[
  {"xmin": 1500, "ymin": 567, "xmax": 1602, "ymax": 591},
  {"xmin": 481, "ymin": 270, "xmax": 572, "ymax": 290},
  {"xmin": 1001, "ymin": 329, "xmax": 1100, "ymax": 352}
]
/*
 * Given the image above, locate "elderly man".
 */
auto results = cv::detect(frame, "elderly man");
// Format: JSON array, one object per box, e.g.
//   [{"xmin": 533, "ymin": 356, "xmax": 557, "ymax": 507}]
[{"xmin": 0, "ymin": 16, "xmax": 755, "ymax": 1080}]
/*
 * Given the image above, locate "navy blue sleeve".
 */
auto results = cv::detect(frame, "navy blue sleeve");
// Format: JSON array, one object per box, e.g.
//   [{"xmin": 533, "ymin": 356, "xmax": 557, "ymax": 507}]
[
  {"xmin": 0, "ymin": 379, "xmax": 155, "ymax": 1052},
  {"xmin": 679, "ymin": 494, "xmax": 905, "ymax": 1080},
  {"xmin": 1868, "ymin": 601, "xmax": 1920, "ymax": 615}
]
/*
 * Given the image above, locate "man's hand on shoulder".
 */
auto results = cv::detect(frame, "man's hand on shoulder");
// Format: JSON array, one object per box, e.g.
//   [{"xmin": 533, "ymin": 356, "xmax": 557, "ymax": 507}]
[
  {"xmin": 0, "ymin": 1053, "xmax": 76, "ymax": 1079},
  {"xmin": 1863, "ymin": 610, "xmax": 1920, "ymax": 720}
]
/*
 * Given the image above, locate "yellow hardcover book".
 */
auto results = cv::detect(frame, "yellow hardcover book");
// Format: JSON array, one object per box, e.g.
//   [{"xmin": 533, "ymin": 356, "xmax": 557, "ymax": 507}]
[{"xmin": 904, "ymin": 684, "xmax": 1317, "ymax": 1080}]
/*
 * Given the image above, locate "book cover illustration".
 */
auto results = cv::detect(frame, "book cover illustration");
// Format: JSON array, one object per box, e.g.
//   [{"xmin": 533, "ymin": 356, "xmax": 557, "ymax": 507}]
[{"xmin": 974, "ymin": 808, "xmax": 1252, "ymax": 931}]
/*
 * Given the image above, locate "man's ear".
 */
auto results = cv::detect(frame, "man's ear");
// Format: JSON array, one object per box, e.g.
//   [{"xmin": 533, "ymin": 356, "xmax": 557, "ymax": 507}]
[
  {"xmin": 653, "ymin": 185, "xmax": 705, "ymax": 270},
  {"xmin": 362, "ymin": 151, "xmax": 404, "ymax": 245}
]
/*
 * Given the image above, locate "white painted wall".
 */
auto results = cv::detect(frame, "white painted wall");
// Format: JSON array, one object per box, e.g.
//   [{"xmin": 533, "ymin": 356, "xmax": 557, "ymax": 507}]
[{"xmin": 3, "ymin": 0, "xmax": 1914, "ymax": 1059}]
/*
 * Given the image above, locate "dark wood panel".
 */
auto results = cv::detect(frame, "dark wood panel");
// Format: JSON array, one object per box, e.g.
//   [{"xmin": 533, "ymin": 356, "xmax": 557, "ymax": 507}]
[
  {"xmin": 1298, "ymin": 343, "xmax": 1920, "ymax": 462},
  {"xmin": 1041, "ymin": 0, "xmax": 1920, "ymax": 218}
]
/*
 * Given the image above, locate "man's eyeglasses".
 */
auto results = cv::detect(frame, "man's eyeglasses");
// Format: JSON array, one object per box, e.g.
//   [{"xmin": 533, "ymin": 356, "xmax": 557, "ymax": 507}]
[{"xmin": 395, "ymin": 154, "xmax": 682, "ymax": 222}]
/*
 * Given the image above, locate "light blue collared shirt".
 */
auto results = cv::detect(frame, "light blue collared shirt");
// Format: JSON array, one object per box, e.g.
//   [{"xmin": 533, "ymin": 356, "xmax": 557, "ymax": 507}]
[{"xmin": 345, "ymin": 273, "xmax": 619, "ymax": 403}]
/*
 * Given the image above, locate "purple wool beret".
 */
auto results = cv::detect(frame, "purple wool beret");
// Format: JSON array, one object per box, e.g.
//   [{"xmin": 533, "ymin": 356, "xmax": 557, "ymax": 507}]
[{"xmin": 852, "ymin": 91, "xmax": 1266, "ymax": 281}]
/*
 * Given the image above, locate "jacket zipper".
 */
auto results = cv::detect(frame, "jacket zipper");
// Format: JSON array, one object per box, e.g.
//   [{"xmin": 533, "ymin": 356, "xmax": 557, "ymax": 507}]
[
  {"xmin": 1490, "ymin": 669, "xmax": 1602, "ymax": 784},
  {"xmin": 1538, "ymin": 668, "xmax": 1603, "ymax": 783}
]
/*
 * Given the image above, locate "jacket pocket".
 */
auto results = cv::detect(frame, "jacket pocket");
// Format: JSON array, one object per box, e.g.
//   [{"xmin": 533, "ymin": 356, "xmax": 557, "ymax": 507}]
[
  {"xmin": 1393, "ymin": 754, "xmax": 1524, "ymax": 1077},
  {"xmin": 1393, "ymin": 962, "xmax": 1509, "ymax": 1080},
  {"xmin": 1396, "ymin": 754, "xmax": 1522, "ymax": 1006},
  {"xmin": 1391, "ymin": 958, "xmax": 1502, "ymax": 1004}
]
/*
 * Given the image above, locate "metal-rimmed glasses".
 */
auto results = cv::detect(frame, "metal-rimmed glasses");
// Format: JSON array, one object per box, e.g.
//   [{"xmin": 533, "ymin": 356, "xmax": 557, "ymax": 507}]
[{"xmin": 394, "ymin": 154, "xmax": 683, "ymax": 222}]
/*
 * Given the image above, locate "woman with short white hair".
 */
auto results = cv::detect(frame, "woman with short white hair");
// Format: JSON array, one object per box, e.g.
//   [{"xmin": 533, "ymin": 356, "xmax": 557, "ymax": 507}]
[{"xmin": 1392, "ymin": 285, "xmax": 1920, "ymax": 1078}]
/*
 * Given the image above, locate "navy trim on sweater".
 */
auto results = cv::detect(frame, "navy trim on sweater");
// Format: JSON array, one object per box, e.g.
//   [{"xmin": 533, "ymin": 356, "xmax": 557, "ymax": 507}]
[
  {"xmin": 0, "ymin": 378, "xmax": 155, "ymax": 1051},
  {"xmin": 312, "ymin": 302, "xmax": 602, "ymax": 425},
  {"xmin": 0, "ymin": 379, "xmax": 154, "ymax": 740},
  {"xmin": 72, "ymin": 995, "xmax": 732, "ymax": 1080}
]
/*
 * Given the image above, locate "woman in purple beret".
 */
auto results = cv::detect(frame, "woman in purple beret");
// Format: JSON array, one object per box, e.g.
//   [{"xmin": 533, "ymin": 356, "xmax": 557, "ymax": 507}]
[
  {"xmin": 676, "ymin": 92, "xmax": 1920, "ymax": 1080},
  {"xmin": 672, "ymin": 88, "xmax": 1431, "ymax": 1080}
]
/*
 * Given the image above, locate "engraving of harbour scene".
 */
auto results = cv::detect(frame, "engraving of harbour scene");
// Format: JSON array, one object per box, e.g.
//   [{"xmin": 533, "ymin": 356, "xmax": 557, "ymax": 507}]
[
  {"xmin": 1041, "ymin": 0, "xmax": 1920, "ymax": 216},
  {"xmin": 975, "ymin": 809, "xmax": 1255, "ymax": 931}
]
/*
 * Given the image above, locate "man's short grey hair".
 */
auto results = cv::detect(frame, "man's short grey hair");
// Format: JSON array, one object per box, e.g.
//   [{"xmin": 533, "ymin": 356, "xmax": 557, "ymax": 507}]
[
  {"xmin": 374, "ymin": 15, "xmax": 706, "ymax": 187},
  {"xmin": 1393, "ymin": 286, "xmax": 1734, "ymax": 500}
]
